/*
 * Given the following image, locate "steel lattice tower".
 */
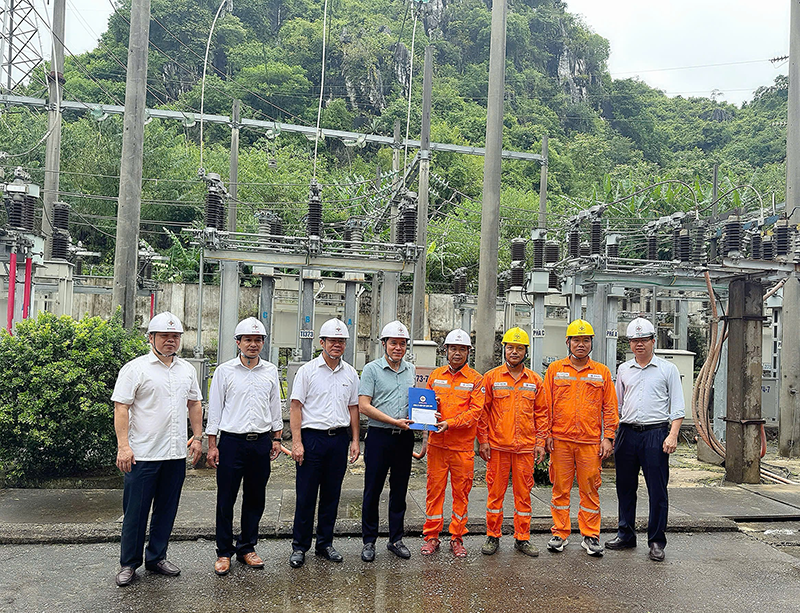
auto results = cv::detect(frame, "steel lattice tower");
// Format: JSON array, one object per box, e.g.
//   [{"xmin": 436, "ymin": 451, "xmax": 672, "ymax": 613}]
[{"xmin": 0, "ymin": 0, "xmax": 43, "ymax": 91}]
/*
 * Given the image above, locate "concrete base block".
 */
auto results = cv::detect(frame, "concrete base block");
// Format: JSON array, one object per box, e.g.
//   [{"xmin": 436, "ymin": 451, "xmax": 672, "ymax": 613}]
[{"xmin": 697, "ymin": 438, "xmax": 725, "ymax": 466}]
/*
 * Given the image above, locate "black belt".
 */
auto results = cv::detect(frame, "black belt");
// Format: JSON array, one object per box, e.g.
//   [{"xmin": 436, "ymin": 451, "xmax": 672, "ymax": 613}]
[
  {"xmin": 621, "ymin": 422, "xmax": 669, "ymax": 432},
  {"xmin": 303, "ymin": 427, "xmax": 348, "ymax": 436},
  {"xmin": 221, "ymin": 430, "xmax": 272, "ymax": 441}
]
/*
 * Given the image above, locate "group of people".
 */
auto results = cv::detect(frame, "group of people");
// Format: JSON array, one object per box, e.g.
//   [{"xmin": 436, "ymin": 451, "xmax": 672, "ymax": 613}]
[{"xmin": 112, "ymin": 310, "xmax": 684, "ymax": 587}]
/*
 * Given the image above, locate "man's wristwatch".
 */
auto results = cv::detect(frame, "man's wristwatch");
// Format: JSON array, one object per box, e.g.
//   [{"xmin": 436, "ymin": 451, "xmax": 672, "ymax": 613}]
[
  {"xmin": 193, "ymin": 434, "xmax": 203, "ymax": 443},
  {"xmin": 273, "ymin": 437, "xmax": 282, "ymax": 443}
]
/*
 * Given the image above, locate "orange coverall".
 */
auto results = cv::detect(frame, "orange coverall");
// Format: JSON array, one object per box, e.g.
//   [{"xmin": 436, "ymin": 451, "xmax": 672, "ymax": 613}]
[
  {"xmin": 478, "ymin": 364, "xmax": 549, "ymax": 541},
  {"xmin": 543, "ymin": 357, "xmax": 618, "ymax": 540},
  {"xmin": 423, "ymin": 364, "xmax": 484, "ymax": 540}
]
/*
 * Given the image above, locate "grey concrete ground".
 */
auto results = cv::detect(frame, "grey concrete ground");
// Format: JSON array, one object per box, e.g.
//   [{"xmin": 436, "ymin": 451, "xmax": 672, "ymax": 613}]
[{"xmin": 1, "ymin": 534, "xmax": 799, "ymax": 613}]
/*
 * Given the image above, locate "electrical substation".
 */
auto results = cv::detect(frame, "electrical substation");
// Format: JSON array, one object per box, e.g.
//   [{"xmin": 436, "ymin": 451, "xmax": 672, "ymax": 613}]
[{"xmin": 0, "ymin": 0, "xmax": 797, "ymax": 489}]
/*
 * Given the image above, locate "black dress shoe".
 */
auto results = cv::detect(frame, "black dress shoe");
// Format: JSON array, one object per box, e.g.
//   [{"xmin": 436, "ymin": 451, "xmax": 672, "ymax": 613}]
[
  {"xmin": 387, "ymin": 540, "xmax": 411, "ymax": 559},
  {"xmin": 145, "ymin": 560, "xmax": 181, "ymax": 576},
  {"xmin": 649, "ymin": 542, "xmax": 665, "ymax": 562},
  {"xmin": 605, "ymin": 536, "xmax": 637, "ymax": 550},
  {"xmin": 361, "ymin": 542, "xmax": 376, "ymax": 562},
  {"xmin": 115, "ymin": 566, "xmax": 136, "ymax": 587},
  {"xmin": 315, "ymin": 546, "xmax": 343, "ymax": 562},
  {"xmin": 289, "ymin": 550, "xmax": 305, "ymax": 568}
]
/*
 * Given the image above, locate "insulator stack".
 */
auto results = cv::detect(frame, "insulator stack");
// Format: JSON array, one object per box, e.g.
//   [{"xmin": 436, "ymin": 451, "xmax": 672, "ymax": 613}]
[
  {"xmin": 52, "ymin": 231, "xmax": 69, "ymax": 260},
  {"xmin": 545, "ymin": 240, "xmax": 560, "ymax": 290},
  {"xmin": 345, "ymin": 217, "xmax": 365, "ymax": 243},
  {"xmin": 762, "ymin": 235, "xmax": 775, "ymax": 260},
  {"xmin": 497, "ymin": 276, "xmax": 506, "ymax": 296},
  {"xmin": 75, "ymin": 258, "xmax": 83, "ymax": 275},
  {"xmin": 568, "ymin": 228, "xmax": 580, "ymax": 258},
  {"xmin": 22, "ymin": 194, "xmax": 36, "ymax": 232},
  {"xmin": 143, "ymin": 261, "xmax": 153, "ymax": 279},
  {"xmin": 400, "ymin": 200, "xmax": 417, "ymax": 244},
  {"xmin": 7, "ymin": 195, "xmax": 23, "ymax": 228},
  {"xmin": 532, "ymin": 236, "xmax": 545, "ymax": 268},
  {"xmin": 750, "ymin": 232, "xmax": 763, "ymax": 260},
  {"xmin": 677, "ymin": 229, "xmax": 691, "ymax": 263},
  {"xmin": 724, "ymin": 216, "xmax": 742, "ymax": 255},
  {"xmin": 647, "ymin": 234, "xmax": 658, "ymax": 260},
  {"xmin": 775, "ymin": 220, "xmax": 791, "ymax": 256},
  {"xmin": 672, "ymin": 228, "xmax": 682, "ymax": 260},
  {"xmin": 272, "ymin": 216, "xmax": 283, "ymax": 237},
  {"xmin": 511, "ymin": 238, "xmax": 527, "ymax": 262},
  {"xmin": 511, "ymin": 262, "xmax": 525, "ymax": 288},
  {"xmin": 580, "ymin": 242, "xmax": 590, "ymax": 257},
  {"xmin": 205, "ymin": 190, "xmax": 224, "ymax": 230},
  {"xmin": 458, "ymin": 275, "xmax": 467, "ymax": 294},
  {"xmin": 51, "ymin": 201, "xmax": 71, "ymax": 261},
  {"xmin": 692, "ymin": 225, "xmax": 706, "ymax": 264},
  {"xmin": 307, "ymin": 182, "xmax": 323, "ymax": 238},
  {"xmin": 607, "ymin": 242, "xmax": 619, "ymax": 258},
  {"xmin": 590, "ymin": 220, "xmax": 602, "ymax": 255},
  {"xmin": 53, "ymin": 202, "xmax": 70, "ymax": 231}
]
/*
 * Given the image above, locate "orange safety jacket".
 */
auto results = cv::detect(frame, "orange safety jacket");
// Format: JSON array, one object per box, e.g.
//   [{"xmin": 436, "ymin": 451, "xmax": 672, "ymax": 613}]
[
  {"xmin": 426, "ymin": 364, "xmax": 484, "ymax": 452},
  {"xmin": 543, "ymin": 357, "xmax": 618, "ymax": 444},
  {"xmin": 478, "ymin": 363, "xmax": 548, "ymax": 453}
]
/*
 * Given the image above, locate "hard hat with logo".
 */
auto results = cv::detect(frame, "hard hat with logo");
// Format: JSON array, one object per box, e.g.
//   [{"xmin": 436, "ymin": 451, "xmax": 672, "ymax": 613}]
[
  {"xmin": 380, "ymin": 320, "xmax": 410, "ymax": 340},
  {"xmin": 566, "ymin": 319, "xmax": 594, "ymax": 338},
  {"xmin": 627, "ymin": 317, "xmax": 655, "ymax": 339},
  {"xmin": 502, "ymin": 327, "xmax": 530, "ymax": 346},
  {"xmin": 148, "ymin": 311, "xmax": 184, "ymax": 334},
  {"xmin": 444, "ymin": 328, "xmax": 471, "ymax": 348},
  {"xmin": 320, "ymin": 318, "xmax": 350, "ymax": 339},
  {"xmin": 234, "ymin": 317, "xmax": 266, "ymax": 338}
]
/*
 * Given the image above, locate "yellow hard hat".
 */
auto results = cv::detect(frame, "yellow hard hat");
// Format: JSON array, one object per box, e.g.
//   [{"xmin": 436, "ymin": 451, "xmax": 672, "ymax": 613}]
[
  {"xmin": 502, "ymin": 327, "xmax": 530, "ymax": 346},
  {"xmin": 566, "ymin": 319, "xmax": 595, "ymax": 338}
]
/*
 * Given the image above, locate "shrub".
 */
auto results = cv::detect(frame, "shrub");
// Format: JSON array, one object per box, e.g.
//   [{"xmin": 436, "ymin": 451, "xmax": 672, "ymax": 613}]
[{"xmin": 0, "ymin": 311, "xmax": 149, "ymax": 485}]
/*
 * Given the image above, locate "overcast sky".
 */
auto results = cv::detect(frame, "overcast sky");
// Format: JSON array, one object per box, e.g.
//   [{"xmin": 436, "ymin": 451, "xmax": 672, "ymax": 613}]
[{"xmin": 51, "ymin": 0, "xmax": 790, "ymax": 107}]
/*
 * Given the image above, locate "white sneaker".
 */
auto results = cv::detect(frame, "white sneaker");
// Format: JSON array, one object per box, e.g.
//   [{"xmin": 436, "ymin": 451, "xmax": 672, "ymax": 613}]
[
  {"xmin": 547, "ymin": 536, "xmax": 568, "ymax": 552},
  {"xmin": 581, "ymin": 536, "xmax": 604, "ymax": 556}
]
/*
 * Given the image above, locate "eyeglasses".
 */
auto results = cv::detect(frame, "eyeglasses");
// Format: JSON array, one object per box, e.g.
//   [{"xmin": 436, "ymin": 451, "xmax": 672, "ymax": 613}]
[
  {"xmin": 630, "ymin": 337, "xmax": 654, "ymax": 345},
  {"xmin": 325, "ymin": 339, "xmax": 346, "ymax": 345}
]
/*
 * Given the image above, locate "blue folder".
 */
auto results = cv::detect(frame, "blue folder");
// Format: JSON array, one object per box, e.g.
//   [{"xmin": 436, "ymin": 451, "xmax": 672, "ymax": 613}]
[{"xmin": 408, "ymin": 387, "xmax": 437, "ymax": 431}]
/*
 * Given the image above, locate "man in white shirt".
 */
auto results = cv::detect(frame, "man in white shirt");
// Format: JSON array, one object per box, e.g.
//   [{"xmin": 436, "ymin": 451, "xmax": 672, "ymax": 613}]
[
  {"xmin": 206, "ymin": 317, "xmax": 283, "ymax": 576},
  {"xmin": 288, "ymin": 318, "xmax": 360, "ymax": 568},
  {"xmin": 112, "ymin": 312, "xmax": 203, "ymax": 587},
  {"xmin": 606, "ymin": 317, "xmax": 685, "ymax": 562}
]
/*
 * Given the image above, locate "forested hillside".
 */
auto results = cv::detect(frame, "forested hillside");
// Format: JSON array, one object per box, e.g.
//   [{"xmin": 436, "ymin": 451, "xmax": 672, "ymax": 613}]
[{"xmin": 0, "ymin": 0, "xmax": 787, "ymax": 290}]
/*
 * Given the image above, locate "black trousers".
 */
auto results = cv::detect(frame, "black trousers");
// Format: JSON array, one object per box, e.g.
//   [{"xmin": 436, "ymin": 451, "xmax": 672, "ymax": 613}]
[
  {"xmin": 614, "ymin": 423, "xmax": 670, "ymax": 547},
  {"xmin": 292, "ymin": 428, "xmax": 349, "ymax": 552},
  {"xmin": 215, "ymin": 432, "xmax": 272, "ymax": 558},
  {"xmin": 361, "ymin": 427, "xmax": 414, "ymax": 544},
  {"xmin": 120, "ymin": 458, "xmax": 185, "ymax": 569}
]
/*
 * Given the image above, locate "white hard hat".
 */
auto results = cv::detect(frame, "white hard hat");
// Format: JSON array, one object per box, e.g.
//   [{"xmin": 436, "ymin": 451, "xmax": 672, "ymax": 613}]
[
  {"xmin": 444, "ymin": 329, "xmax": 471, "ymax": 348},
  {"xmin": 234, "ymin": 317, "xmax": 266, "ymax": 338},
  {"xmin": 148, "ymin": 311, "xmax": 184, "ymax": 334},
  {"xmin": 320, "ymin": 318, "xmax": 349, "ymax": 339},
  {"xmin": 380, "ymin": 320, "xmax": 410, "ymax": 340},
  {"xmin": 627, "ymin": 317, "xmax": 655, "ymax": 339}
]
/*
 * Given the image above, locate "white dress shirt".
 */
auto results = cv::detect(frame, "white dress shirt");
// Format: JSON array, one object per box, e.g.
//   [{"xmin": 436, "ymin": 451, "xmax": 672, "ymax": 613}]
[
  {"xmin": 111, "ymin": 351, "xmax": 202, "ymax": 461},
  {"xmin": 206, "ymin": 356, "xmax": 283, "ymax": 435},
  {"xmin": 616, "ymin": 354, "xmax": 685, "ymax": 425},
  {"xmin": 290, "ymin": 355, "xmax": 359, "ymax": 429}
]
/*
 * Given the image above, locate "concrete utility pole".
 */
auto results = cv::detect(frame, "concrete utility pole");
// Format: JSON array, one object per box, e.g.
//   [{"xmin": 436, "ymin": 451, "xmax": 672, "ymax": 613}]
[
  {"xmin": 780, "ymin": 0, "xmax": 800, "ymax": 457},
  {"xmin": 475, "ymin": 0, "xmax": 508, "ymax": 373},
  {"xmin": 725, "ymin": 279, "xmax": 763, "ymax": 483},
  {"xmin": 112, "ymin": 0, "xmax": 150, "ymax": 328},
  {"xmin": 379, "ymin": 121, "xmax": 402, "ymax": 354},
  {"xmin": 42, "ymin": 0, "xmax": 65, "ymax": 259},
  {"xmin": 537, "ymin": 135, "xmax": 548, "ymax": 229},
  {"xmin": 218, "ymin": 99, "xmax": 241, "ymax": 363},
  {"xmin": 412, "ymin": 46, "xmax": 433, "ymax": 342}
]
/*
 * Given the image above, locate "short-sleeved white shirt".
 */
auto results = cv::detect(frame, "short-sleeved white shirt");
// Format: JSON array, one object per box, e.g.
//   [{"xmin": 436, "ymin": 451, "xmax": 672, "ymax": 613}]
[
  {"xmin": 111, "ymin": 351, "xmax": 202, "ymax": 461},
  {"xmin": 616, "ymin": 354, "xmax": 685, "ymax": 424},
  {"xmin": 206, "ymin": 357, "xmax": 283, "ymax": 435},
  {"xmin": 290, "ymin": 355, "xmax": 359, "ymax": 429}
]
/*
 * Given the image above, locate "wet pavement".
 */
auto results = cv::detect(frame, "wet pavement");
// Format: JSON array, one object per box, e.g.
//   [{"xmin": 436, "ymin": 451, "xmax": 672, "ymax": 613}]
[{"xmin": 1, "ymin": 534, "xmax": 799, "ymax": 613}]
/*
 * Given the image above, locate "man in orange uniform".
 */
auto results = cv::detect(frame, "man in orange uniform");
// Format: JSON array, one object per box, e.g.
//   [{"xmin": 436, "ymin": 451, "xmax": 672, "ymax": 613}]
[
  {"xmin": 478, "ymin": 327, "xmax": 548, "ymax": 557},
  {"xmin": 421, "ymin": 329, "xmax": 484, "ymax": 558},
  {"xmin": 543, "ymin": 319, "xmax": 618, "ymax": 557}
]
